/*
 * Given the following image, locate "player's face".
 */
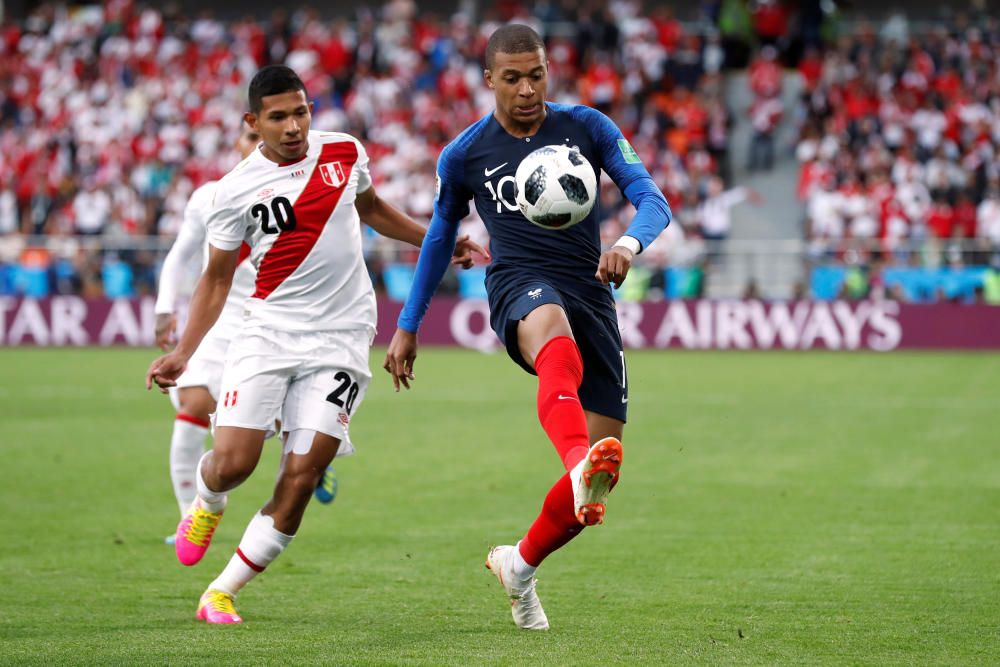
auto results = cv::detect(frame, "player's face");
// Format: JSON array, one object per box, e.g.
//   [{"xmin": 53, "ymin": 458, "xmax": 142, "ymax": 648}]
[
  {"xmin": 246, "ymin": 90, "xmax": 313, "ymax": 163},
  {"xmin": 235, "ymin": 124, "xmax": 261, "ymax": 161},
  {"xmin": 486, "ymin": 48, "xmax": 548, "ymax": 131}
]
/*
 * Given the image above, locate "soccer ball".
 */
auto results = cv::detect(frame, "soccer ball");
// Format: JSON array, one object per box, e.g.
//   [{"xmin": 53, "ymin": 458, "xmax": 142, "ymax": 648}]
[{"xmin": 514, "ymin": 144, "xmax": 598, "ymax": 230}]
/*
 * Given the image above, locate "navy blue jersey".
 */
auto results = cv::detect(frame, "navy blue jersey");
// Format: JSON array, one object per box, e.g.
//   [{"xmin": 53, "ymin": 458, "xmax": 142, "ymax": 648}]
[{"xmin": 399, "ymin": 102, "xmax": 671, "ymax": 332}]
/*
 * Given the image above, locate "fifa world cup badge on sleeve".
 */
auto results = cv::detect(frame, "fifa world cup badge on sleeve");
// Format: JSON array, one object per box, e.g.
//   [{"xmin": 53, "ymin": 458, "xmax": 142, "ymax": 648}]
[{"xmin": 617, "ymin": 139, "xmax": 641, "ymax": 164}]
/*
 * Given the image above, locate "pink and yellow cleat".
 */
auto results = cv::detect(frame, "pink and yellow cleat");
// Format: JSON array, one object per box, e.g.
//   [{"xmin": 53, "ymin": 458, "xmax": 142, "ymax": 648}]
[
  {"xmin": 175, "ymin": 499, "xmax": 224, "ymax": 566},
  {"xmin": 196, "ymin": 589, "xmax": 242, "ymax": 624}
]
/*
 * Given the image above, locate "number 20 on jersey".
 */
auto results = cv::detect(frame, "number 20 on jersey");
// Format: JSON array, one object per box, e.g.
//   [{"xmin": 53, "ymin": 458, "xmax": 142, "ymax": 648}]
[{"xmin": 252, "ymin": 196, "xmax": 298, "ymax": 234}]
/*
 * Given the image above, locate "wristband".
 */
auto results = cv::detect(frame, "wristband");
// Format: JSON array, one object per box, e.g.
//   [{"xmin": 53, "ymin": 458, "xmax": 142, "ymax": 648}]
[{"xmin": 613, "ymin": 235, "xmax": 641, "ymax": 255}]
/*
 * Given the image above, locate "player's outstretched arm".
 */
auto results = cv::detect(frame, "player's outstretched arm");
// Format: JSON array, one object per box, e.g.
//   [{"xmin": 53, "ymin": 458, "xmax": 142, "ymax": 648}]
[
  {"xmin": 154, "ymin": 223, "xmax": 208, "ymax": 349},
  {"xmin": 383, "ymin": 207, "xmax": 465, "ymax": 392},
  {"xmin": 355, "ymin": 187, "xmax": 488, "ymax": 267},
  {"xmin": 355, "ymin": 187, "xmax": 425, "ymax": 248},
  {"xmin": 145, "ymin": 245, "xmax": 240, "ymax": 392},
  {"xmin": 574, "ymin": 106, "xmax": 672, "ymax": 287},
  {"xmin": 385, "ymin": 140, "xmax": 476, "ymax": 391}
]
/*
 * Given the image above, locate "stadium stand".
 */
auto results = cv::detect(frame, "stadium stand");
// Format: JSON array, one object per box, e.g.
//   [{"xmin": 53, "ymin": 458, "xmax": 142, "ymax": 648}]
[
  {"xmin": 795, "ymin": 13, "xmax": 1000, "ymax": 302},
  {"xmin": 0, "ymin": 1, "xmax": 997, "ymax": 304},
  {"xmin": 0, "ymin": 1, "xmax": 732, "ymax": 300}
]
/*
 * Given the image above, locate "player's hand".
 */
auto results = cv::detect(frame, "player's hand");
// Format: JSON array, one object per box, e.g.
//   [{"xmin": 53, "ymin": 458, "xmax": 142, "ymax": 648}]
[
  {"xmin": 146, "ymin": 352, "xmax": 188, "ymax": 393},
  {"xmin": 154, "ymin": 313, "xmax": 177, "ymax": 351},
  {"xmin": 596, "ymin": 246, "xmax": 634, "ymax": 289},
  {"xmin": 451, "ymin": 234, "xmax": 491, "ymax": 269},
  {"xmin": 383, "ymin": 328, "xmax": 418, "ymax": 392}
]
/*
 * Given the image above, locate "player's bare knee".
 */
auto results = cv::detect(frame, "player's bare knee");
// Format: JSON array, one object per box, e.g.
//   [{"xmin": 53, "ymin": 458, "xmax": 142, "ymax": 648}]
[
  {"xmin": 177, "ymin": 387, "xmax": 216, "ymax": 422},
  {"xmin": 518, "ymin": 305, "xmax": 574, "ymax": 367},
  {"xmin": 206, "ymin": 442, "xmax": 261, "ymax": 488},
  {"xmin": 585, "ymin": 412, "xmax": 624, "ymax": 443},
  {"xmin": 207, "ymin": 453, "xmax": 254, "ymax": 489}
]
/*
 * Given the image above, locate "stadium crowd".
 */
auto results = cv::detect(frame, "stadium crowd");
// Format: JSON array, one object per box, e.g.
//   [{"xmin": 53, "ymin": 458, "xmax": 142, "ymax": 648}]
[
  {"xmin": 794, "ymin": 14, "xmax": 1000, "ymax": 302},
  {"xmin": 0, "ymin": 0, "xmax": 741, "ymax": 301},
  {"xmin": 2, "ymin": 1, "xmax": 998, "ymax": 303}
]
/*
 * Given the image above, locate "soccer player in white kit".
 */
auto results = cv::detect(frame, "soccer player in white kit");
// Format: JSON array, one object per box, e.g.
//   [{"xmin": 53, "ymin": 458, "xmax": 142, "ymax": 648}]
[
  {"xmin": 145, "ymin": 66, "xmax": 486, "ymax": 624},
  {"xmin": 153, "ymin": 122, "xmax": 262, "ymax": 542}
]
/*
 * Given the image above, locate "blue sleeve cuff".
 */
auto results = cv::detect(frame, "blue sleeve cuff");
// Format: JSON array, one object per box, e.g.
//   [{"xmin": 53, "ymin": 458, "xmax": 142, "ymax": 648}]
[{"xmin": 622, "ymin": 178, "xmax": 672, "ymax": 251}]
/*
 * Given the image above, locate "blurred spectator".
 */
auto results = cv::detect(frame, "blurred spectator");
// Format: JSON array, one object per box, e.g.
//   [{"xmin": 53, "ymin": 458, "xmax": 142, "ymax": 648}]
[
  {"xmin": 747, "ymin": 93, "xmax": 783, "ymax": 171},
  {"xmin": 0, "ymin": 181, "xmax": 17, "ymax": 234},
  {"xmin": 978, "ymin": 190, "xmax": 1000, "ymax": 252},
  {"xmin": 72, "ymin": 181, "xmax": 112, "ymax": 236},
  {"xmin": 696, "ymin": 175, "xmax": 760, "ymax": 241},
  {"xmin": 750, "ymin": 0, "xmax": 789, "ymax": 51},
  {"xmin": 748, "ymin": 45, "xmax": 782, "ymax": 98},
  {"xmin": 746, "ymin": 46, "xmax": 783, "ymax": 171}
]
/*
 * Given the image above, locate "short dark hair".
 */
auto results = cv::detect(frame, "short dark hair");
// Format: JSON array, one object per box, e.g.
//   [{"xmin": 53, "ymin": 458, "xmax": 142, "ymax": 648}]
[
  {"xmin": 485, "ymin": 24, "xmax": 546, "ymax": 70},
  {"xmin": 248, "ymin": 65, "xmax": 308, "ymax": 113}
]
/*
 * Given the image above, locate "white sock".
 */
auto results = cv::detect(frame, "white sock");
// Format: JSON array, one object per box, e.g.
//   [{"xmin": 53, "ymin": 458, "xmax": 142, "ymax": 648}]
[
  {"xmin": 170, "ymin": 417, "xmax": 209, "ymax": 515},
  {"xmin": 513, "ymin": 541, "xmax": 538, "ymax": 581},
  {"xmin": 195, "ymin": 452, "xmax": 228, "ymax": 513},
  {"xmin": 209, "ymin": 512, "xmax": 293, "ymax": 596}
]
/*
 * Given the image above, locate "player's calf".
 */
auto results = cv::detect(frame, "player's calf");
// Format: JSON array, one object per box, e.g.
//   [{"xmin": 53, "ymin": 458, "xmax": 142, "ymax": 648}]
[{"xmin": 570, "ymin": 437, "xmax": 623, "ymax": 526}]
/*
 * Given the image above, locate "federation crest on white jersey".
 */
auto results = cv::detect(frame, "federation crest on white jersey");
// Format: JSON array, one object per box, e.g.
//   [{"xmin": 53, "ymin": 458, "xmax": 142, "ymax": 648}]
[
  {"xmin": 514, "ymin": 144, "xmax": 597, "ymax": 230},
  {"xmin": 320, "ymin": 161, "xmax": 346, "ymax": 188}
]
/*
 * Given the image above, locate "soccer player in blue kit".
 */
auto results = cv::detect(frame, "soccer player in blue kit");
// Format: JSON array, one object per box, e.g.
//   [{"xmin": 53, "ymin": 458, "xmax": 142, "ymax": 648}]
[{"xmin": 384, "ymin": 24, "xmax": 672, "ymax": 630}]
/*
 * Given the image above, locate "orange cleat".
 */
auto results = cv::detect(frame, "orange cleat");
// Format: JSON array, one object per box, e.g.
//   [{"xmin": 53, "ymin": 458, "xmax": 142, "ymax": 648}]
[{"xmin": 570, "ymin": 437, "xmax": 623, "ymax": 526}]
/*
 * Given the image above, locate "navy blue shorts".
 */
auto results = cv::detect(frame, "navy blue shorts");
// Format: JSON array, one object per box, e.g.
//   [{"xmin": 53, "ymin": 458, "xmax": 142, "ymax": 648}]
[{"xmin": 488, "ymin": 277, "xmax": 628, "ymax": 422}]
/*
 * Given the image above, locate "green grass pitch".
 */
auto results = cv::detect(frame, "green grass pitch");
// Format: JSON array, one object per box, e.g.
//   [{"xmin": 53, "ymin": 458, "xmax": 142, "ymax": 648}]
[{"xmin": 0, "ymin": 347, "xmax": 998, "ymax": 665}]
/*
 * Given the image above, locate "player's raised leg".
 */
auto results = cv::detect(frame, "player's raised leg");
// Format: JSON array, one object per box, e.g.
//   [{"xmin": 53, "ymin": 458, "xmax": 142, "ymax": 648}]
[
  {"xmin": 517, "ymin": 304, "xmax": 591, "ymax": 472},
  {"xmin": 483, "ymin": 305, "xmax": 627, "ymax": 629},
  {"xmin": 175, "ymin": 425, "xmax": 267, "ymax": 566},
  {"xmin": 197, "ymin": 430, "xmax": 339, "ymax": 624},
  {"xmin": 518, "ymin": 303, "xmax": 625, "ymax": 523},
  {"xmin": 480, "ymin": 304, "xmax": 583, "ymax": 629}
]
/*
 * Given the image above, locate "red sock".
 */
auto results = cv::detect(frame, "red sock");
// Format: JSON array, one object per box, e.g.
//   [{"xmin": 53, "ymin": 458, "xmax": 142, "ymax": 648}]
[
  {"xmin": 534, "ymin": 336, "xmax": 590, "ymax": 471},
  {"xmin": 518, "ymin": 473, "xmax": 582, "ymax": 567}
]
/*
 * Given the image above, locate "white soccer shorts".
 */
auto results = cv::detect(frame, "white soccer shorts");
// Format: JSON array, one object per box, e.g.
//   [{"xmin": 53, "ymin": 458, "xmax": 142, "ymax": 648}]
[
  {"xmin": 172, "ymin": 331, "xmax": 231, "ymax": 401},
  {"xmin": 214, "ymin": 327, "xmax": 372, "ymax": 455}
]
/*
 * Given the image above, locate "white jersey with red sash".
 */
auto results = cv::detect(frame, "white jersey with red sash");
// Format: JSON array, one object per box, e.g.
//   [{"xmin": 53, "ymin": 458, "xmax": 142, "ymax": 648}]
[{"xmin": 207, "ymin": 131, "xmax": 375, "ymax": 334}]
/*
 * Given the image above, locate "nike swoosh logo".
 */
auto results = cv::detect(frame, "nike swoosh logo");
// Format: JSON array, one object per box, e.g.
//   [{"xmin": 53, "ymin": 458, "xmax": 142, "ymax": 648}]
[
  {"xmin": 557, "ymin": 394, "xmax": 576, "ymax": 401},
  {"xmin": 621, "ymin": 396, "xmax": 629, "ymax": 404},
  {"xmin": 484, "ymin": 163, "xmax": 508, "ymax": 177}
]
